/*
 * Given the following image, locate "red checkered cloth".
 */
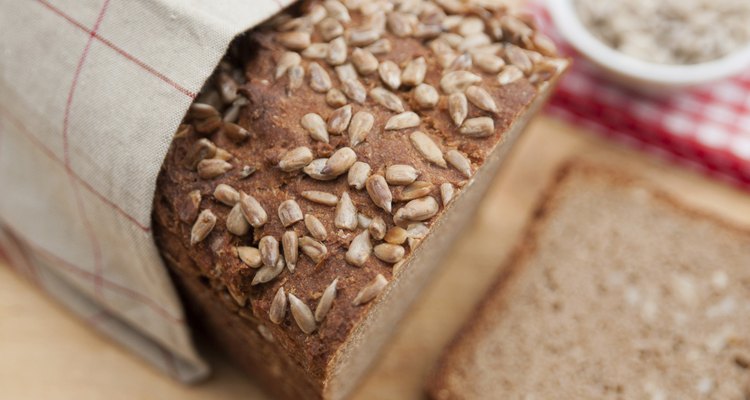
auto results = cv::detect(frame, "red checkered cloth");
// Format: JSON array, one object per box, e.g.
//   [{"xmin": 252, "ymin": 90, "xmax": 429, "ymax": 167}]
[{"xmin": 529, "ymin": 3, "xmax": 750, "ymax": 189}]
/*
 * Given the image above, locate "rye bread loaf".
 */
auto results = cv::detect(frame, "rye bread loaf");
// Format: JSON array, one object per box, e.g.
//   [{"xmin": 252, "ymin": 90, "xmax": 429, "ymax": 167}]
[
  {"xmin": 427, "ymin": 162, "xmax": 750, "ymax": 399},
  {"xmin": 152, "ymin": 1, "xmax": 567, "ymax": 398}
]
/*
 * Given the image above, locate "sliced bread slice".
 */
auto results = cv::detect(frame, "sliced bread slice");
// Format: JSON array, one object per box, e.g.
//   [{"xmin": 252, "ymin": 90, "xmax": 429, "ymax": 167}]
[{"xmin": 427, "ymin": 162, "xmax": 750, "ymax": 399}]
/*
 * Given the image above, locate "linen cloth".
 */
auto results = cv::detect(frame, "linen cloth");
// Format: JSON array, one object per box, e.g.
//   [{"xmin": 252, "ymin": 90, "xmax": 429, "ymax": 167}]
[
  {"xmin": 0, "ymin": 0, "xmax": 295, "ymax": 382},
  {"xmin": 530, "ymin": 3, "xmax": 750, "ymax": 189}
]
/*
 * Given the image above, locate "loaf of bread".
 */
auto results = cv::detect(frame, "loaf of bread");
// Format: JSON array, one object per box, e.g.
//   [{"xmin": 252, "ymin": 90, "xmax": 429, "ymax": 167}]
[
  {"xmin": 427, "ymin": 162, "xmax": 750, "ymax": 399},
  {"xmin": 152, "ymin": 1, "xmax": 567, "ymax": 398}
]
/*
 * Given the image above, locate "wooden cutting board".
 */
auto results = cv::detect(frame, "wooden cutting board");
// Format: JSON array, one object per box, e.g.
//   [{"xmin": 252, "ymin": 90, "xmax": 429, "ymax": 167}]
[{"xmin": 2, "ymin": 116, "xmax": 749, "ymax": 399}]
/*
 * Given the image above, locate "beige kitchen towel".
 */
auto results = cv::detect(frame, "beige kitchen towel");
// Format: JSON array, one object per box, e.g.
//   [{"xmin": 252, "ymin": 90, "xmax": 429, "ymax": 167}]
[{"xmin": 0, "ymin": 0, "xmax": 295, "ymax": 382}]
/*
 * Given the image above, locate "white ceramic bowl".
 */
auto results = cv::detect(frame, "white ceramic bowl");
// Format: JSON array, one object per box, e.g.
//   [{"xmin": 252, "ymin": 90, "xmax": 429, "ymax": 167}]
[{"xmin": 546, "ymin": 0, "xmax": 750, "ymax": 91}]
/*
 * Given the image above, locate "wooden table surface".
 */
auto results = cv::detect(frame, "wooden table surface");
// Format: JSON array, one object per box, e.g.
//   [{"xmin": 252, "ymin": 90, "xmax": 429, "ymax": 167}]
[{"xmin": 2, "ymin": 116, "xmax": 749, "ymax": 400}]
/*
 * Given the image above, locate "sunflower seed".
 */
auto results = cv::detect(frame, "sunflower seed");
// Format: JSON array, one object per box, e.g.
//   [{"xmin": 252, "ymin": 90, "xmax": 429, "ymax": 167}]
[
  {"xmin": 466, "ymin": 85, "xmax": 498, "ymax": 113},
  {"xmin": 366, "ymin": 175, "xmax": 393, "ymax": 213},
  {"xmin": 287, "ymin": 64, "xmax": 305, "ymax": 94},
  {"xmin": 269, "ymin": 287, "xmax": 287, "ymax": 324},
  {"xmin": 239, "ymin": 165, "xmax": 256, "ymax": 179},
  {"xmin": 439, "ymin": 33, "xmax": 464, "ymax": 49},
  {"xmin": 370, "ymin": 88, "xmax": 404, "ymax": 113},
  {"xmin": 189, "ymin": 103, "xmax": 220, "ymax": 119},
  {"xmin": 531, "ymin": 33, "xmax": 557, "ymax": 57},
  {"xmin": 392, "ymin": 259, "xmax": 406, "ymax": 275},
  {"xmin": 327, "ymin": 37, "xmax": 348, "ymax": 66},
  {"xmin": 327, "ymin": 105, "xmax": 353, "ymax": 134},
  {"xmin": 213, "ymin": 184, "xmax": 239, "ymax": 206},
  {"xmin": 309, "ymin": 62, "xmax": 333, "ymax": 93},
  {"xmin": 303, "ymin": 158, "xmax": 336, "ymax": 180},
  {"xmin": 299, "ymin": 236, "xmax": 328, "ymax": 263},
  {"xmin": 190, "ymin": 209, "xmax": 216, "ymax": 245},
  {"xmin": 360, "ymin": 1, "xmax": 391, "ymax": 15},
  {"xmin": 437, "ymin": 51, "xmax": 459, "ymax": 69},
  {"xmin": 458, "ymin": 17, "xmax": 484, "ymax": 36},
  {"xmin": 387, "ymin": 12, "xmax": 414, "ymax": 37},
  {"xmin": 364, "ymin": 217, "xmax": 384, "ymax": 241},
  {"xmin": 240, "ymin": 192, "xmax": 268, "ymax": 228},
  {"xmin": 278, "ymin": 31, "xmax": 311, "ymax": 50},
  {"xmin": 349, "ymin": 111, "xmax": 375, "ymax": 146},
  {"xmin": 365, "ymin": 38, "xmax": 391, "ymax": 55},
  {"xmin": 307, "ymin": 3, "xmax": 328, "ymax": 24},
  {"xmin": 384, "ymin": 226, "xmax": 408, "ymax": 245},
  {"xmin": 315, "ymin": 278, "xmax": 338, "ymax": 322},
  {"xmin": 305, "ymin": 214, "xmax": 328, "ymax": 241},
  {"xmin": 504, "ymin": 44, "xmax": 533, "ymax": 74},
  {"xmin": 194, "ymin": 116, "xmax": 222, "ymax": 135},
  {"xmin": 335, "ymin": 63, "xmax": 358, "ymax": 82},
  {"xmin": 358, "ymin": 213, "xmax": 373, "ymax": 228},
  {"xmin": 301, "ymin": 190, "xmax": 338, "ymax": 206},
  {"xmin": 301, "ymin": 113, "xmax": 329, "ymax": 143},
  {"xmin": 378, "ymin": 60, "xmax": 402, "ymax": 90},
  {"xmin": 278, "ymin": 200, "xmax": 303, "ymax": 227},
  {"xmin": 213, "ymin": 147, "xmax": 233, "ymax": 162},
  {"xmin": 197, "ymin": 159, "xmax": 232, "ymax": 179},
  {"xmin": 227, "ymin": 203, "xmax": 250, "ymax": 235},
  {"xmin": 252, "ymin": 255, "xmax": 285, "ymax": 285},
  {"xmin": 448, "ymin": 52, "xmax": 473, "ymax": 71},
  {"xmin": 401, "ymin": 57, "xmax": 426, "ymax": 87},
  {"xmin": 353, "ymin": 274, "xmax": 388, "ymax": 305},
  {"xmin": 410, "ymin": 131, "xmax": 446, "ymax": 167},
  {"xmin": 373, "ymin": 243, "xmax": 406, "ymax": 264},
  {"xmin": 279, "ymin": 146, "xmax": 314, "ymax": 172},
  {"xmin": 445, "ymin": 149, "xmax": 472, "ymax": 178},
  {"xmin": 385, "ymin": 164, "xmax": 419, "ymax": 185},
  {"xmin": 341, "ymin": 78, "xmax": 367, "ymax": 103},
  {"xmin": 385, "ymin": 112, "xmax": 420, "ymax": 130},
  {"xmin": 282, "ymin": 230, "xmax": 298, "ymax": 272},
  {"xmin": 500, "ymin": 15, "xmax": 533, "ymax": 42},
  {"xmin": 226, "ymin": 284, "xmax": 247, "ymax": 307},
  {"xmin": 259, "ymin": 236, "xmax": 280, "ymax": 268},
  {"xmin": 335, "ymin": 192, "xmax": 358, "ymax": 230},
  {"xmin": 237, "ymin": 246, "xmax": 261, "ymax": 268},
  {"xmin": 407, "ymin": 222, "xmax": 429, "ymax": 239},
  {"xmin": 440, "ymin": 71, "xmax": 482, "ymax": 94},
  {"xmin": 497, "ymin": 65, "xmax": 524, "ymax": 85},
  {"xmin": 322, "ymin": 146, "xmax": 357, "ymax": 176},
  {"xmin": 178, "ymin": 190, "xmax": 201, "ymax": 223},
  {"xmin": 351, "ymin": 48, "xmax": 379, "ymax": 75},
  {"xmin": 440, "ymin": 182, "xmax": 455, "ymax": 205},
  {"xmin": 346, "ymin": 230, "xmax": 372, "ymax": 267},
  {"xmin": 448, "ymin": 93, "xmax": 468, "ymax": 126},
  {"xmin": 318, "ymin": 17, "xmax": 344, "ymax": 41},
  {"xmin": 300, "ymin": 42, "xmax": 327, "ymax": 59},
  {"xmin": 348, "ymin": 28, "xmax": 380, "ymax": 46},
  {"xmin": 222, "ymin": 122, "xmax": 249, "ymax": 143},
  {"xmin": 326, "ymin": 88, "xmax": 348, "ymax": 108},
  {"xmin": 395, "ymin": 196, "xmax": 439, "ymax": 221},
  {"xmin": 470, "ymin": 43, "xmax": 504, "ymax": 56},
  {"xmin": 174, "ymin": 124, "xmax": 192, "ymax": 139},
  {"xmin": 414, "ymin": 23, "xmax": 442, "ymax": 39},
  {"xmin": 413, "ymin": 84, "xmax": 439, "ymax": 109},
  {"xmin": 348, "ymin": 161, "xmax": 371, "ymax": 190},
  {"xmin": 396, "ymin": 180, "xmax": 434, "ymax": 201},
  {"xmin": 288, "ymin": 294, "xmax": 316, "ymax": 334},
  {"xmin": 324, "ymin": 0, "xmax": 350, "ymax": 22},
  {"xmin": 473, "ymin": 53, "xmax": 505, "ymax": 74},
  {"xmin": 459, "ymin": 117, "xmax": 494, "ymax": 137},
  {"xmin": 458, "ymin": 33, "xmax": 491, "ymax": 52}
]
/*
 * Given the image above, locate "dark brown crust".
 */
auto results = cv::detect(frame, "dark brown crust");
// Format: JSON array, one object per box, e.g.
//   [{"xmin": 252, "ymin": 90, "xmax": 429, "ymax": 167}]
[{"xmin": 425, "ymin": 160, "xmax": 750, "ymax": 399}]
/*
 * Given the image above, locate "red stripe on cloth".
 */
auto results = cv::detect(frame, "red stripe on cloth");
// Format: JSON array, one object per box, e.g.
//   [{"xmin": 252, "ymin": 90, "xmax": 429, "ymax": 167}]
[{"xmin": 35, "ymin": 0, "xmax": 196, "ymax": 98}]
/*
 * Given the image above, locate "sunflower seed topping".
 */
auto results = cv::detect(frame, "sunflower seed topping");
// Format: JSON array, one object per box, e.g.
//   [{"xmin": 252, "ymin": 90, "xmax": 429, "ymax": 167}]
[
  {"xmin": 497, "ymin": 65, "xmax": 524, "ymax": 85},
  {"xmin": 368, "ymin": 216, "xmax": 387, "ymax": 240},
  {"xmin": 335, "ymin": 63, "xmax": 358, "ymax": 82},
  {"xmin": 213, "ymin": 184, "xmax": 240, "ymax": 206},
  {"xmin": 302, "ymin": 43, "xmax": 329, "ymax": 59},
  {"xmin": 445, "ymin": 149, "xmax": 472, "ymax": 178},
  {"xmin": 413, "ymin": 84, "xmax": 439, "ymax": 109},
  {"xmin": 190, "ymin": 209, "xmax": 216, "ymax": 245},
  {"xmin": 327, "ymin": 37, "xmax": 348, "ymax": 66},
  {"xmin": 365, "ymin": 38, "xmax": 392, "ymax": 54},
  {"xmin": 318, "ymin": 17, "xmax": 344, "ymax": 41},
  {"xmin": 385, "ymin": 112, "xmax": 420, "ymax": 131},
  {"xmin": 239, "ymin": 165, "xmax": 256, "ymax": 179},
  {"xmin": 189, "ymin": 103, "xmax": 219, "ymax": 119},
  {"xmin": 458, "ymin": 17, "xmax": 485, "ymax": 36},
  {"xmin": 315, "ymin": 278, "xmax": 338, "ymax": 322},
  {"xmin": 309, "ymin": 62, "xmax": 333, "ymax": 93},
  {"xmin": 342, "ymin": 78, "xmax": 367, "ymax": 103},
  {"xmin": 448, "ymin": 52, "xmax": 473, "ymax": 71},
  {"xmin": 366, "ymin": 175, "xmax": 393, "ymax": 213},
  {"xmin": 301, "ymin": 113, "xmax": 330, "ymax": 143},
  {"xmin": 288, "ymin": 294, "xmax": 316, "ymax": 334},
  {"xmin": 300, "ymin": 236, "xmax": 328, "ymax": 263},
  {"xmin": 351, "ymin": 48, "xmax": 379, "ymax": 75},
  {"xmin": 357, "ymin": 213, "xmax": 373, "ymax": 228},
  {"xmin": 287, "ymin": 64, "xmax": 305, "ymax": 94},
  {"xmin": 213, "ymin": 147, "xmax": 233, "ymax": 162},
  {"xmin": 278, "ymin": 200, "xmax": 303, "ymax": 227},
  {"xmin": 279, "ymin": 146, "xmax": 314, "ymax": 172},
  {"xmin": 322, "ymin": 146, "xmax": 357, "ymax": 176},
  {"xmin": 237, "ymin": 246, "xmax": 262, "ymax": 268},
  {"xmin": 459, "ymin": 117, "xmax": 494, "ymax": 137},
  {"xmin": 326, "ymin": 88, "xmax": 348, "ymax": 108},
  {"xmin": 384, "ymin": 226, "xmax": 408, "ymax": 245},
  {"xmin": 197, "ymin": 159, "xmax": 232, "ymax": 179},
  {"xmin": 466, "ymin": 85, "xmax": 498, "ymax": 113},
  {"xmin": 335, "ymin": 192, "xmax": 358, "ymax": 230},
  {"xmin": 370, "ymin": 88, "xmax": 404, "ymax": 113},
  {"xmin": 440, "ymin": 182, "xmax": 455, "ymax": 205},
  {"xmin": 396, "ymin": 180, "xmax": 434, "ymax": 201},
  {"xmin": 240, "ymin": 192, "xmax": 268, "ymax": 228},
  {"xmin": 401, "ymin": 57, "xmax": 427, "ymax": 87},
  {"xmin": 303, "ymin": 158, "xmax": 337, "ymax": 180},
  {"xmin": 270, "ymin": 287, "xmax": 287, "ymax": 324},
  {"xmin": 301, "ymin": 190, "xmax": 339, "ymax": 206},
  {"xmin": 473, "ymin": 53, "xmax": 505, "ymax": 74},
  {"xmin": 353, "ymin": 274, "xmax": 388, "ymax": 305},
  {"xmin": 373, "ymin": 243, "xmax": 406, "ymax": 264},
  {"xmin": 346, "ymin": 111, "xmax": 374, "ymax": 147},
  {"xmin": 410, "ymin": 131, "xmax": 446, "ymax": 167},
  {"xmin": 459, "ymin": 33, "xmax": 491, "ymax": 52},
  {"xmin": 448, "ymin": 93, "xmax": 468, "ymax": 126},
  {"xmin": 504, "ymin": 44, "xmax": 533, "ymax": 74},
  {"xmin": 385, "ymin": 164, "xmax": 419, "ymax": 185},
  {"xmin": 346, "ymin": 230, "xmax": 372, "ymax": 267},
  {"xmin": 259, "ymin": 236, "xmax": 280, "ymax": 268},
  {"xmin": 407, "ymin": 222, "xmax": 429, "ymax": 239},
  {"xmin": 324, "ymin": 0, "xmax": 351, "ymax": 22},
  {"xmin": 348, "ymin": 161, "xmax": 371, "ymax": 190},
  {"xmin": 387, "ymin": 12, "xmax": 414, "ymax": 37},
  {"xmin": 327, "ymin": 105, "xmax": 353, "ymax": 134},
  {"xmin": 378, "ymin": 60, "xmax": 402, "ymax": 90},
  {"xmin": 227, "ymin": 203, "xmax": 250, "ymax": 236},
  {"xmin": 440, "ymin": 71, "xmax": 482, "ymax": 94},
  {"xmin": 282, "ymin": 231, "xmax": 299, "ymax": 272},
  {"xmin": 278, "ymin": 31, "xmax": 311, "ymax": 50},
  {"xmin": 348, "ymin": 28, "xmax": 381, "ymax": 46},
  {"xmin": 395, "ymin": 196, "xmax": 439, "ymax": 221},
  {"xmin": 305, "ymin": 214, "xmax": 328, "ymax": 241},
  {"xmin": 222, "ymin": 122, "xmax": 249, "ymax": 143}
]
